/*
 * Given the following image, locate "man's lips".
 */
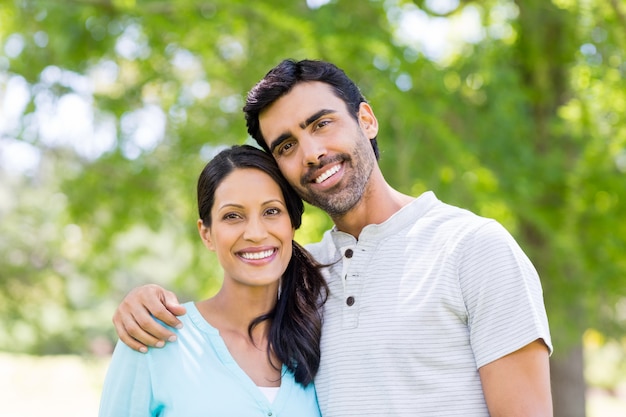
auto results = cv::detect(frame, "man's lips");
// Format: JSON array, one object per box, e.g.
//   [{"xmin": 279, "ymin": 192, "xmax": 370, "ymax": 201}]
[
  {"xmin": 314, "ymin": 164, "xmax": 341, "ymax": 183},
  {"xmin": 304, "ymin": 160, "xmax": 343, "ymax": 185}
]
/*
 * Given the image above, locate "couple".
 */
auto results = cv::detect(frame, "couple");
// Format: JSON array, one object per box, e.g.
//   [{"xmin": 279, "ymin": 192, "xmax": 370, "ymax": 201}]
[{"xmin": 101, "ymin": 59, "xmax": 553, "ymax": 416}]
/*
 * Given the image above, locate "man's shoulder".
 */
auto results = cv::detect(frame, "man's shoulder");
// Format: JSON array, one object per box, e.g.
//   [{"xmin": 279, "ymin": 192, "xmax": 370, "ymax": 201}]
[
  {"xmin": 407, "ymin": 194, "xmax": 509, "ymax": 248},
  {"xmin": 412, "ymin": 193, "xmax": 484, "ymax": 226}
]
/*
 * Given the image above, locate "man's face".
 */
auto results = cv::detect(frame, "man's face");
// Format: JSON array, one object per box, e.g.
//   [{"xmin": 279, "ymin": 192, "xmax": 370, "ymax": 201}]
[{"xmin": 258, "ymin": 81, "xmax": 379, "ymax": 217}]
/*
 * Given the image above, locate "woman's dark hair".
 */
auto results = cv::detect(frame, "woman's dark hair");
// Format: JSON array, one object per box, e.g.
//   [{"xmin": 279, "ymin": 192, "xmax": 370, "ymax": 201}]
[
  {"xmin": 197, "ymin": 144, "xmax": 328, "ymax": 386},
  {"xmin": 244, "ymin": 58, "xmax": 380, "ymax": 160}
]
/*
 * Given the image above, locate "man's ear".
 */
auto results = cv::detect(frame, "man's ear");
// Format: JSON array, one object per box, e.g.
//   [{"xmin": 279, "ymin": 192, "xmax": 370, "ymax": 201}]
[
  {"xmin": 357, "ymin": 102, "xmax": 379, "ymax": 139},
  {"xmin": 197, "ymin": 219, "xmax": 215, "ymax": 251}
]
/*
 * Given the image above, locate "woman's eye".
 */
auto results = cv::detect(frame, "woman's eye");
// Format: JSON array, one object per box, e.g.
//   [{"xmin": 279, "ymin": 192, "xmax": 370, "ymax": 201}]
[
  {"xmin": 223, "ymin": 213, "xmax": 241, "ymax": 220},
  {"xmin": 265, "ymin": 207, "xmax": 281, "ymax": 216}
]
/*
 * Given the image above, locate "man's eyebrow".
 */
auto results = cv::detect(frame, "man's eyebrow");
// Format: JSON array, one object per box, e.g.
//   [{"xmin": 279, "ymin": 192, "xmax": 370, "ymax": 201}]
[
  {"xmin": 268, "ymin": 109, "xmax": 337, "ymax": 154},
  {"xmin": 299, "ymin": 109, "xmax": 336, "ymax": 130},
  {"xmin": 269, "ymin": 133, "xmax": 292, "ymax": 154}
]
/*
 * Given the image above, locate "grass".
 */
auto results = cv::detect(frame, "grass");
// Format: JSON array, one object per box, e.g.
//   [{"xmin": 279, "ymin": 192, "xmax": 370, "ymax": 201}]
[{"xmin": 2, "ymin": 352, "xmax": 109, "ymax": 417}]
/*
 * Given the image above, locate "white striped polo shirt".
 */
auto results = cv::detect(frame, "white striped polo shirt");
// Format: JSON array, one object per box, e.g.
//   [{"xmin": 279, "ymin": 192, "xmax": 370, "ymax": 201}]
[{"xmin": 306, "ymin": 191, "xmax": 552, "ymax": 417}]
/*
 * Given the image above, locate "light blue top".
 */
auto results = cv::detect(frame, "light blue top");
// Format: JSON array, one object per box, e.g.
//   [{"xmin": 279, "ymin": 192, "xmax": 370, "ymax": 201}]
[{"xmin": 99, "ymin": 302, "xmax": 321, "ymax": 417}]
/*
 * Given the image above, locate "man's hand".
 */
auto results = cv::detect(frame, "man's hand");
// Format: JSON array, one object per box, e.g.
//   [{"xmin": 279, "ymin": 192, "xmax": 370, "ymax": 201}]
[{"xmin": 112, "ymin": 284, "xmax": 187, "ymax": 353}]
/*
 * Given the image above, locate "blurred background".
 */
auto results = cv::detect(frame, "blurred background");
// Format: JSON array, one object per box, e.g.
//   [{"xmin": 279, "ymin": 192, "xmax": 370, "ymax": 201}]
[{"xmin": 1, "ymin": 0, "xmax": 625, "ymax": 416}]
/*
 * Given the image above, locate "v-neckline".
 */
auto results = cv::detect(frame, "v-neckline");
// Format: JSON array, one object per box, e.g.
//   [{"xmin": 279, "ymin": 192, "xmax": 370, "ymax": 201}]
[{"xmin": 185, "ymin": 302, "xmax": 294, "ymax": 409}]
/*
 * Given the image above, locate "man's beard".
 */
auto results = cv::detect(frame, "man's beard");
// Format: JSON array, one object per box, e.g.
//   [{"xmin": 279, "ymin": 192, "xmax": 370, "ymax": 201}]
[{"xmin": 298, "ymin": 140, "xmax": 376, "ymax": 217}]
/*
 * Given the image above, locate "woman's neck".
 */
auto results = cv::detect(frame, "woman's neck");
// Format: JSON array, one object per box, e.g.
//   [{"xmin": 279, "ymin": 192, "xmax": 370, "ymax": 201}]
[
  {"xmin": 197, "ymin": 285, "xmax": 276, "ymax": 339},
  {"xmin": 196, "ymin": 287, "xmax": 281, "ymax": 386}
]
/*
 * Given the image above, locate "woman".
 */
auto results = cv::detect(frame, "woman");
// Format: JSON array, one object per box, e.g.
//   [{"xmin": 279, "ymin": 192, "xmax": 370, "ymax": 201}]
[{"xmin": 99, "ymin": 145, "xmax": 328, "ymax": 417}]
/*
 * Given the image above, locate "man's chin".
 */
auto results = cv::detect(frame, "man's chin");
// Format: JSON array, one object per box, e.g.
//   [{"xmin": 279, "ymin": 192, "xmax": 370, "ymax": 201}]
[{"xmin": 313, "ymin": 197, "xmax": 359, "ymax": 218}]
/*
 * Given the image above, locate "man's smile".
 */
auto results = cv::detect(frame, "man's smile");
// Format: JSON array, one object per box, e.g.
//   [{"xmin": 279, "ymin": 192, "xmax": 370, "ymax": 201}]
[{"xmin": 314, "ymin": 164, "xmax": 341, "ymax": 184}]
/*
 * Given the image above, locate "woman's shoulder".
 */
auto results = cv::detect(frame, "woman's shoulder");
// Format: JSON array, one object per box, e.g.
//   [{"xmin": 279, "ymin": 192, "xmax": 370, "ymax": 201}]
[{"xmin": 148, "ymin": 302, "xmax": 219, "ymax": 354}]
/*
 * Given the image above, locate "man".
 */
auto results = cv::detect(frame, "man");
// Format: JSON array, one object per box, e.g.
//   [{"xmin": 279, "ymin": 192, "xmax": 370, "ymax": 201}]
[{"xmin": 113, "ymin": 59, "xmax": 553, "ymax": 416}]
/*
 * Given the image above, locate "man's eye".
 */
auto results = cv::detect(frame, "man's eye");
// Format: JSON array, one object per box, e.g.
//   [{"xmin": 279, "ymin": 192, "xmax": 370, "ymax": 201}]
[
  {"xmin": 315, "ymin": 120, "xmax": 330, "ymax": 130},
  {"xmin": 278, "ymin": 142, "xmax": 294, "ymax": 155}
]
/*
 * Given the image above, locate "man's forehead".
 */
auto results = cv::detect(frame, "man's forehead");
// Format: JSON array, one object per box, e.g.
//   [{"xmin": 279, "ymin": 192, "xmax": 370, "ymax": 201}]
[{"xmin": 260, "ymin": 82, "xmax": 343, "ymax": 125}]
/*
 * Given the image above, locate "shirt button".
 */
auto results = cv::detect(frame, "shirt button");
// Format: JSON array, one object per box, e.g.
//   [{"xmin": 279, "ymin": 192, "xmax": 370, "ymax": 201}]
[
  {"xmin": 345, "ymin": 248, "xmax": 353, "ymax": 258},
  {"xmin": 346, "ymin": 296, "xmax": 355, "ymax": 306},
  {"xmin": 268, "ymin": 412, "xmax": 272, "ymax": 416}
]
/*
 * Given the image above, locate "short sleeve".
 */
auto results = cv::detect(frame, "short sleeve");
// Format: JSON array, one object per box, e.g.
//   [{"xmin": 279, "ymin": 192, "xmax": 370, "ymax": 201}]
[{"xmin": 458, "ymin": 220, "xmax": 552, "ymax": 368}]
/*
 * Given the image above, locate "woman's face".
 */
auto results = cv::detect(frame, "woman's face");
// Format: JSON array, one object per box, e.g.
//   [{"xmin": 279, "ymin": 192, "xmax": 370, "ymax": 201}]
[{"xmin": 198, "ymin": 168, "xmax": 295, "ymax": 289}]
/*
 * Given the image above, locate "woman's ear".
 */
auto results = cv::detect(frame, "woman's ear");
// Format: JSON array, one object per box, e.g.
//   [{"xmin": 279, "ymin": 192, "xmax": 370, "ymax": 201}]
[
  {"xmin": 358, "ymin": 102, "xmax": 379, "ymax": 139},
  {"xmin": 197, "ymin": 219, "xmax": 215, "ymax": 251}
]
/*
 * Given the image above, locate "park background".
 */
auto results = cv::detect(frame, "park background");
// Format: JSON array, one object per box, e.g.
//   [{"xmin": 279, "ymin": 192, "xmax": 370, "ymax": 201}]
[{"xmin": 1, "ymin": 0, "xmax": 625, "ymax": 416}]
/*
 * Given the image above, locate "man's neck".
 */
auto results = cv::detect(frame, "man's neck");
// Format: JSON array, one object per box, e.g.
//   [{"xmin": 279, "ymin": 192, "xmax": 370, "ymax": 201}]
[{"xmin": 331, "ymin": 174, "xmax": 414, "ymax": 238}]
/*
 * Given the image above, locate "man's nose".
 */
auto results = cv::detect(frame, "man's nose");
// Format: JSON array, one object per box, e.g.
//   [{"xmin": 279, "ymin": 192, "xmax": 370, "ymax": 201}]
[{"xmin": 300, "ymin": 136, "xmax": 327, "ymax": 166}]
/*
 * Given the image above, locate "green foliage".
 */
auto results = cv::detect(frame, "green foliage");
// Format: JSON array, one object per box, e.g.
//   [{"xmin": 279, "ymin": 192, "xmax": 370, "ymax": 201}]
[{"xmin": 0, "ymin": 0, "xmax": 625, "ymax": 359}]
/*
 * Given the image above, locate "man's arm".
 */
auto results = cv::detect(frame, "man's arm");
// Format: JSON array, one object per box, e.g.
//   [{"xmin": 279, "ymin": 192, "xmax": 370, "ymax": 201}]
[
  {"xmin": 112, "ymin": 284, "xmax": 187, "ymax": 353},
  {"xmin": 479, "ymin": 339, "xmax": 552, "ymax": 417}
]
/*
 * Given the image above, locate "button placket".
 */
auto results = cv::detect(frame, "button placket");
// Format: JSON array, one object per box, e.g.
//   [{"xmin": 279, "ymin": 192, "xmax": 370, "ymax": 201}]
[
  {"xmin": 341, "ymin": 245, "xmax": 362, "ymax": 328},
  {"xmin": 339, "ymin": 245, "xmax": 353, "ymax": 294},
  {"xmin": 344, "ymin": 248, "xmax": 357, "ymax": 306}
]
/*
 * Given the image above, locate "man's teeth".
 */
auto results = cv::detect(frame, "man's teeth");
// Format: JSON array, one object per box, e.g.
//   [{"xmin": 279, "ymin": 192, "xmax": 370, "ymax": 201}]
[
  {"xmin": 240, "ymin": 249, "xmax": 274, "ymax": 260},
  {"xmin": 315, "ymin": 165, "xmax": 340, "ymax": 183}
]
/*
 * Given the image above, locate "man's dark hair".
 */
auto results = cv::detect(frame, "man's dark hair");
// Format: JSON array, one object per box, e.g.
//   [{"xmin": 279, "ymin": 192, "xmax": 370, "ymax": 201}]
[{"xmin": 244, "ymin": 59, "xmax": 380, "ymax": 159}]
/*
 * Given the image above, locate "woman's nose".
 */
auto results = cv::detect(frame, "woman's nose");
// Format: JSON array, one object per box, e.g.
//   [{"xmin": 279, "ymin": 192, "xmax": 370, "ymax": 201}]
[{"xmin": 243, "ymin": 217, "xmax": 268, "ymax": 241}]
